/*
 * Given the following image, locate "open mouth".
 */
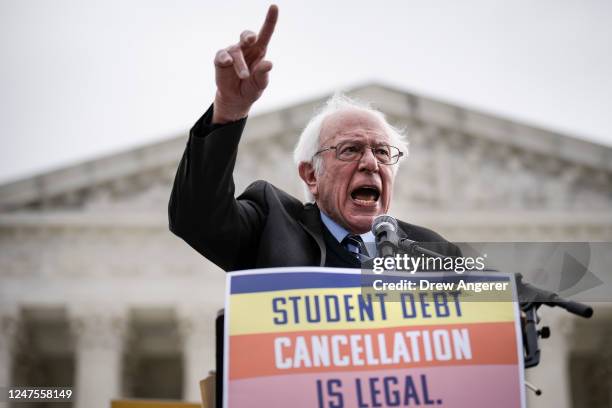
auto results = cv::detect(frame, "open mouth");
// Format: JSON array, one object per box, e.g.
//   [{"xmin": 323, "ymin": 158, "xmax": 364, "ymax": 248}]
[{"xmin": 350, "ymin": 186, "xmax": 380, "ymax": 204}]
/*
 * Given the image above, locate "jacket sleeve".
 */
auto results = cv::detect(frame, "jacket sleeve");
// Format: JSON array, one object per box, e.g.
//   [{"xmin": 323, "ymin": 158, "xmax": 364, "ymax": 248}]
[{"xmin": 168, "ymin": 105, "xmax": 267, "ymax": 271}]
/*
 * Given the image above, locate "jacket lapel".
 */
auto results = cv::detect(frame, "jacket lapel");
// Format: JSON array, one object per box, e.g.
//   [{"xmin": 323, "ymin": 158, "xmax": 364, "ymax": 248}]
[{"xmin": 298, "ymin": 203, "xmax": 326, "ymax": 267}]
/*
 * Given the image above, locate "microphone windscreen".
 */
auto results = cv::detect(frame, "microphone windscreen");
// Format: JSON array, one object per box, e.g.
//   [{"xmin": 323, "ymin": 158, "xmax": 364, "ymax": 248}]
[{"xmin": 371, "ymin": 214, "xmax": 398, "ymax": 235}]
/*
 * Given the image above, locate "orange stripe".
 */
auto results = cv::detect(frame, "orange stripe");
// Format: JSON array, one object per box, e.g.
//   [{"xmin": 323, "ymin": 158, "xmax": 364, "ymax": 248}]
[{"xmin": 229, "ymin": 322, "xmax": 518, "ymax": 379}]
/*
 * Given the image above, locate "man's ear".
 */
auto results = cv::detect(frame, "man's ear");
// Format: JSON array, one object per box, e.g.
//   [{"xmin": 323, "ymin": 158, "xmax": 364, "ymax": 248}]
[{"xmin": 298, "ymin": 161, "xmax": 318, "ymax": 198}]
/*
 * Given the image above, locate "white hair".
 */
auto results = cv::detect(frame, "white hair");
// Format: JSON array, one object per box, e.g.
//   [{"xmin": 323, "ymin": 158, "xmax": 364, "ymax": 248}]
[{"xmin": 293, "ymin": 93, "xmax": 409, "ymax": 202}]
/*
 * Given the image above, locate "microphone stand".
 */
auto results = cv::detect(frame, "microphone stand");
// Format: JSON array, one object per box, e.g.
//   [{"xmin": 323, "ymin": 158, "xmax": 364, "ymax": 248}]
[
  {"xmin": 516, "ymin": 273, "xmax": 593, "ymax": 396},
  {"xmin": 516, "ymin": 273, "xmax": 593, "ymax": 369}
]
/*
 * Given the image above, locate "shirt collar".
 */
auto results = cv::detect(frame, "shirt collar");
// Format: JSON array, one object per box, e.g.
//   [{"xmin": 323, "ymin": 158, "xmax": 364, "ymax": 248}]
[{"xmin": 319, "ymin": 210, "xmax": 375, "ymax": 244}]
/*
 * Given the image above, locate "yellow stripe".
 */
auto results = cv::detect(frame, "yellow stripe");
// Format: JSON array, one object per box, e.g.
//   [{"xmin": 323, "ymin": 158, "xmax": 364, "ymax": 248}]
[{"xmin": 229, "ymin": 287, "xmax": 516, "ymax": 335}]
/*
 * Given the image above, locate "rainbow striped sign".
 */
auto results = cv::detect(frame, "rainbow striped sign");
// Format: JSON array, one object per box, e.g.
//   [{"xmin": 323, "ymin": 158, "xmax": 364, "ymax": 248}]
[{"xmin": 223, "ymin": 268, "xmax": 525, "ymax": 407}]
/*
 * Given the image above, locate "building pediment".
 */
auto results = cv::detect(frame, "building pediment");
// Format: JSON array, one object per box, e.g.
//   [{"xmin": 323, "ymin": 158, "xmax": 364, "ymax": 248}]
[{"xmin": 0, "ymin": 83, "xmax": 610, "ymax": 215}]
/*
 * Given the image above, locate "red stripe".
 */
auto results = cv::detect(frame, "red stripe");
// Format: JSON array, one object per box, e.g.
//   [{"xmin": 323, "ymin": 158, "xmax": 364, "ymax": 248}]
[{"xmin": 229, "ymin": 322, "xmax": 518, "ymax": 379}]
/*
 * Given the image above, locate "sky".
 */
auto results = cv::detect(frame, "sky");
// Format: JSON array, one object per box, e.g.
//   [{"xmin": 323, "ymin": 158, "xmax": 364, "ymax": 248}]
[{"xmin": 1, "ymin": 0, "xmax": 611, "ymax": 184}]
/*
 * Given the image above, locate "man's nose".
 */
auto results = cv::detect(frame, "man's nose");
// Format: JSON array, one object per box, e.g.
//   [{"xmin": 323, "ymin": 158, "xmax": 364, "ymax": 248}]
[{"xmin": 358, "ymin": 148, "xmax": 379, "ymax": 172}]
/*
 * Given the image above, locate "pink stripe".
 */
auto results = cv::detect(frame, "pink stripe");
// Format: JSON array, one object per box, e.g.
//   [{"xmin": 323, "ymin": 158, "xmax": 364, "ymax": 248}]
[{"xmin": 228, "ymin": 365, "xmax": 521, "ymax": 407}]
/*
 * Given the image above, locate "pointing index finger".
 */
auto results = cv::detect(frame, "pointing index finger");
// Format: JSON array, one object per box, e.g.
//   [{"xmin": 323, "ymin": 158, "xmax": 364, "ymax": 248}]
[{"xmin": 256, "ymin": 5, "xmax": 278, "ymax": 48}]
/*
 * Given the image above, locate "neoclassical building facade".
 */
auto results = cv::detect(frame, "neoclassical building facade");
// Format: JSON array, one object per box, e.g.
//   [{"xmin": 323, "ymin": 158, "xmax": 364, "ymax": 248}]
[{"xmin": 1, "ymin": 84, "xmax": 611, "ymax": 408}]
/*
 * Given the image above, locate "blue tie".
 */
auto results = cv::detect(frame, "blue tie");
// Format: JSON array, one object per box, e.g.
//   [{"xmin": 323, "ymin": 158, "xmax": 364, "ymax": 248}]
[{"xmin": 342, "ymin": 234, "xmax": 367, "ymax": 259}]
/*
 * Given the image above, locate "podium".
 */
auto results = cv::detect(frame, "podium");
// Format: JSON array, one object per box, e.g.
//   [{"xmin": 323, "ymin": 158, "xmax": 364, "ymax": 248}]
[{"xmin": 213, "ymin": 267, "xmax": 528, "ymax": 407}]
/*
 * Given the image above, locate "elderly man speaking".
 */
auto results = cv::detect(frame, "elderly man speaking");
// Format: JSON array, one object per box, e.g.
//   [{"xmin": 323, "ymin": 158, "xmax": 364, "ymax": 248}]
[{"xmin": 168, "ymin": 5, "xmax": 458, "ymax": 271}]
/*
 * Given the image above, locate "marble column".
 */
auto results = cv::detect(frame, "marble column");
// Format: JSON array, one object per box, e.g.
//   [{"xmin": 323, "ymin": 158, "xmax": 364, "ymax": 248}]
[
  {"xmin": 70, "ymin": 307, "xmax": 126, "ymax": 408},
  {"xmin": 178, "ymin": 305, "xmax": 217, "ymax": 402},
  {"xmin": 0, "ymin": 307, "xmax": 18, "ymax": 388}
]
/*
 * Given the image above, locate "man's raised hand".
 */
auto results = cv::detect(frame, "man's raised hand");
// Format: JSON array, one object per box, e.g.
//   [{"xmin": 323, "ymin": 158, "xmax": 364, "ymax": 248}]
[{"xmin": 212, "ymin": 5, "xmax": 278, "ymax": 124}]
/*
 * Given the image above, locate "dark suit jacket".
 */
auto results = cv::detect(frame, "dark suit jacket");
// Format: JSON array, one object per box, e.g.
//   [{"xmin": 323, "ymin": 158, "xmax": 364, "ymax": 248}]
[{"xmin": 168, "ymin": 106, "xmax": 460, "ymax": 271}]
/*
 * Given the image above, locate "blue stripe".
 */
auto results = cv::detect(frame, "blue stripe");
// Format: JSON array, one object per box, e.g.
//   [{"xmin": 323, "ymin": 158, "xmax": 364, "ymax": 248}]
[
  {"xmin": 229, "ymin": 271, "xmax": 511, "ymax": 294},
  {"xmin": 230, "ymin": 272, "xmax": 362, "ymax": 294}
]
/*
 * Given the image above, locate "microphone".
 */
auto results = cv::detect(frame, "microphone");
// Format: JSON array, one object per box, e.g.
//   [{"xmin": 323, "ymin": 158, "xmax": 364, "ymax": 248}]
[{"xmin": 371, "ymin": 214, "xmax": 400, "ymax": 258}]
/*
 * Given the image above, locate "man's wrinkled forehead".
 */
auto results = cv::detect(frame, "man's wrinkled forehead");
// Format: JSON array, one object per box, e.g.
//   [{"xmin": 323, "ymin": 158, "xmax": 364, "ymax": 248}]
[{"xmin": 319, "ymin": 108, "xmax": 389, "ymax": 145}]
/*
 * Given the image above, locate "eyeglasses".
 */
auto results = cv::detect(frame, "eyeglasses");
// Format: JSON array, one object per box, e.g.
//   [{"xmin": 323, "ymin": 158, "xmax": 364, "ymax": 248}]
[{"xmin": 314, "ymin": 141, "xmax": 404, "ymax": 165}]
